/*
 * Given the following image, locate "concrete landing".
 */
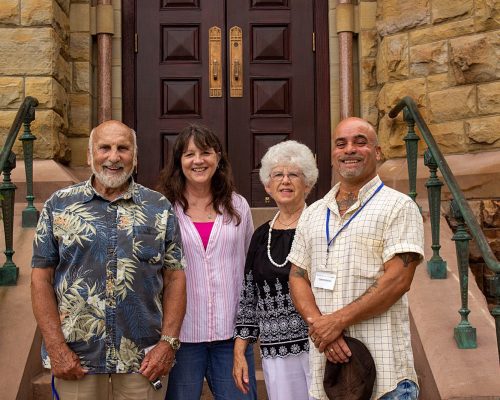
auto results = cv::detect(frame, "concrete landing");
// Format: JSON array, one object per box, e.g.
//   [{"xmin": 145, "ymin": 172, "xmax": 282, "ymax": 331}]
[{"xmin": 0, "ymin": 203, "xmax": 43, "ymax": 400}]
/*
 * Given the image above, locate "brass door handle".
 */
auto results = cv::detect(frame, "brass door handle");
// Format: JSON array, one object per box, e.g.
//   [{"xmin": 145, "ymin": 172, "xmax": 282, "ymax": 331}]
[
  {"xmin": 213, "ymin": 59, "xmax": 219, "ymax": 80},
  {"xmin": 209, "ymin": 26, "xmax": 222, "ymax": 97},
  {"xmin": 229, "ymin": 26, "xmax": 243, "ymax": 97},
  {"xmin": 233, "ymin": 59, "xmax": 240, "ymax": 80}
]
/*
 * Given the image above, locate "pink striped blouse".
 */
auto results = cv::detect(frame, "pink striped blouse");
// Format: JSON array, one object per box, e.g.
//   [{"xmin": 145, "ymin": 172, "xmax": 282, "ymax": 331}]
[{"xmin": 174, "ymin": 193, "xmax": 254, "ymax": 342}]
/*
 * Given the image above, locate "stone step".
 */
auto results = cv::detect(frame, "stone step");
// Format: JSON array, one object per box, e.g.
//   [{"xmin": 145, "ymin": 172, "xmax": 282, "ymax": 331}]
[{"xmin": 31, "ymin": 371, "xmax": 51, "ymax": 400}]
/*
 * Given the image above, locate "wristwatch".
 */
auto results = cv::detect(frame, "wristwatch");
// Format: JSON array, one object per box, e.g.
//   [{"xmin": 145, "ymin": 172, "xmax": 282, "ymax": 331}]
[{"xmin": 160, "ymin": 335, "xmax": 181, "ymax": 351}]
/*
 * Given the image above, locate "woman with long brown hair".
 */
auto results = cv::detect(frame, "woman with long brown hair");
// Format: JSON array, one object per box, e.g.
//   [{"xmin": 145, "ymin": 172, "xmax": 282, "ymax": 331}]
[{"xmin": 159, "ymin": 124, "xmax": 257, "ymax": 400}]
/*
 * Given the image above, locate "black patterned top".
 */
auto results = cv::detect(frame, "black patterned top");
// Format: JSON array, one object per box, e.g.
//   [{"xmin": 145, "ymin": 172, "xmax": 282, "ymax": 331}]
[{"xmin": 234, "ymin": 221, "xmax": 309, "ymax": 359}]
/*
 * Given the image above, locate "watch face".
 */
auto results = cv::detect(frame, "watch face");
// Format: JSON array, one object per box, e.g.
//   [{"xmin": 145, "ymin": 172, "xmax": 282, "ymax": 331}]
[{"xmin": 172, "ymin": 339, "xmax": 181, "ymax": 350}]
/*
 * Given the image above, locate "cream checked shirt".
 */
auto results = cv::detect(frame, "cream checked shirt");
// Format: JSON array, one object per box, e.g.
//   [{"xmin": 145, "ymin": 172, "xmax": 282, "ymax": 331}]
[{"xmin": 288, "ymin": 176, "xmax": 424, "ymax": 399}]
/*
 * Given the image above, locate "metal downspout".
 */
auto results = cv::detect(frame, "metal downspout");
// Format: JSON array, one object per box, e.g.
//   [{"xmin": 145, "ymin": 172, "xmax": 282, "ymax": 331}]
[
  {"xmin": 337, "ymin": 0, "xmax": 355, "ymax": 119},
  {"xmin": 97, "ymin": 0, "xmax": 113, "ymax": 123}
]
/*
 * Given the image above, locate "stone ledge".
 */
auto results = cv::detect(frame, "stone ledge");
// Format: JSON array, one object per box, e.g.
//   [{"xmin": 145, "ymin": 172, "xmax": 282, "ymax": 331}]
[
  {"xmin": 11, "ymin": 160, "xmax": 87, "ymax": 203},
  {"xmin": 409, "ymin": 212, "xmax": 500, "ymax": 399},
  {"xmin": 378, "ymin": 150, "xmax": 500, "ymax": 200},
  {"xmin": 0, "ymin": 204, "xmax": 41, "ymax": 400}
]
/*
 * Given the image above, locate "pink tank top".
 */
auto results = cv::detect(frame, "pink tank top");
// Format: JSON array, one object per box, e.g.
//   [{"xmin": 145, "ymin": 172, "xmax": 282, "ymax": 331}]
[{"xmin": 193, "ymin": 221, "xmax": 214, "ymax": 249}]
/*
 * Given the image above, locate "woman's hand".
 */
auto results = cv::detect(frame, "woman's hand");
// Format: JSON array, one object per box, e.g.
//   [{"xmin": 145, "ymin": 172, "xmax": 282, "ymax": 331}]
[{"xmin": 232, "ymin": 338, "xmax": 250, "ymax": 394}]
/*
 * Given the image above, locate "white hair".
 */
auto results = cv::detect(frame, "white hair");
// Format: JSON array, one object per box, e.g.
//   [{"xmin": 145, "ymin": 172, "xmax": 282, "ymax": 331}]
[{"xmin": 259, "ymin": 140, "xmax": 318, "ymax": 188}]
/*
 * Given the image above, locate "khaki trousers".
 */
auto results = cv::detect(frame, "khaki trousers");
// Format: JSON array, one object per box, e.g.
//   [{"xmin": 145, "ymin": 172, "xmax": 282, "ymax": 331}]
[{"xmin": 54, "ymin": 373, "xmax": 168, "ymax": 400}]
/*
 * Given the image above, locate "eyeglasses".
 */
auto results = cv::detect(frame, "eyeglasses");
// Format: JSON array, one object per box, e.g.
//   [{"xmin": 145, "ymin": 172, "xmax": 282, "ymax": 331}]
[{"xmin": 270, "ymin": 171, "xmax": 303, "ymax": 182}]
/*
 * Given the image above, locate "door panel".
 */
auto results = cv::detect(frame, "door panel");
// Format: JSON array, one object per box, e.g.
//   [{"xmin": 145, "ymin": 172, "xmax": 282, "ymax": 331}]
[
  {"xmin": 136, "ymin": 1, "xmax": 225, "ymax": 189},
  {"xmin": 227, "ymin": 1, "xmax": 315, "ymax": 205},
  {"xmin": 136, "ymin": 0, "xmax": 318, "ymax": 205}
]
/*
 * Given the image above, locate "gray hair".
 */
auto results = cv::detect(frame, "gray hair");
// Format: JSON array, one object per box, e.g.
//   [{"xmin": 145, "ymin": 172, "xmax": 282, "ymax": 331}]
[{"xmin": 259, "ymin": 140, "xmax": 318, "ymax": 188}]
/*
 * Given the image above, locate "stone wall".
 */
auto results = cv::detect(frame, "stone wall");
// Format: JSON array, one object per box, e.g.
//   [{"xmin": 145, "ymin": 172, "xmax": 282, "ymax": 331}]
[
  {"xmin": 358, "ymin": 0, "xmax": 500, "ymax": 159},
  {"xmin": 1, "ymin": 1, "xmax": 499, "ymax": 164},
  {"xmin": 0, "ymin": 0, "xmax": 122, "ymax": 166},
  {"xmin": 0, "ymin": 0, "xmax": 71, "ymax": 161},
  {"xmin": 67, "ymin": 0, "xmax": 93, "ymax": 166}
]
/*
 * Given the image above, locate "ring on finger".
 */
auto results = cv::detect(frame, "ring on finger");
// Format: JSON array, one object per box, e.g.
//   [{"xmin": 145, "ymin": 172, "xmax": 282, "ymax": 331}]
[{"xmin": 329, "ymin": 348, "xmax": 334, "ymax": 353}]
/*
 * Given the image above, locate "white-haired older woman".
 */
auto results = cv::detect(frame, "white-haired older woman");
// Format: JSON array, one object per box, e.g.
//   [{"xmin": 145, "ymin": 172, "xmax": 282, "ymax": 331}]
[{"xmin": 233, "ymin": 141, "xmax": 318, "ymax": 400}]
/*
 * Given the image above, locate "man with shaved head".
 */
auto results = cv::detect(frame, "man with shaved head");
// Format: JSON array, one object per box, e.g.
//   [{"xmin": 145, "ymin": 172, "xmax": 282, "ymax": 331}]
[
  {"xmin": 289, "ymin": 117, "xmax": 424, "ymax": 399},
  {"xmin": 31, "ymin": 120, "xmax": 186, "ymax": 399}
]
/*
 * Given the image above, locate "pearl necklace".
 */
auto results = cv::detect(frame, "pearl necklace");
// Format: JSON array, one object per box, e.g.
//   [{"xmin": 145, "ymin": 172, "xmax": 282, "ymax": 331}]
[{"xmin": 267, "ymin": 207, "xmax": 305, "ymax": 268}]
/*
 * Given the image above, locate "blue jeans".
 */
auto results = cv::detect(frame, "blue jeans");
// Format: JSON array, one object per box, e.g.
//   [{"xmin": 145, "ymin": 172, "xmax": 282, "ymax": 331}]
[
  {"xmin": 379, "ymin": 379, "xmax": 419, "ymax": 400},
  {"xmin": 165, "ymin": 339, "xmax": 257, "ymax": 400}
]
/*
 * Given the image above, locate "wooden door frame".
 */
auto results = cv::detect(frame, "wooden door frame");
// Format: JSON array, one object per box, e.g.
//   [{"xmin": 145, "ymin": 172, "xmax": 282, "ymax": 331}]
[{"xmin": 122, "ymin": 0, "xmax": 331, "ymax": 198}]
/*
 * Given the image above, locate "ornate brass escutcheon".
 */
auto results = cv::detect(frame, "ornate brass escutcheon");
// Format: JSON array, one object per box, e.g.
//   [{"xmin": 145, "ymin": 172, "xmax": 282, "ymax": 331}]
[
  {"xmin": 209, "ymin": 26, "xmax": 222, "ymax": 98},
  {"xmin": 229, "ymin": 26, "xmax": 243, "ymax": 98}
]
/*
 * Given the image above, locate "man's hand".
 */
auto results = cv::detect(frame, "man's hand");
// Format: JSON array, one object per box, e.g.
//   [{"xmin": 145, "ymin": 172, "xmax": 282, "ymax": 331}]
[
  {"xmin": 307, "ymin": 312, "xmax": 346, "ymax": 353},
  {"xmin": 324, "ymin": 336, "xmax": 352, "ymax": 364},
  {"xmin": 139, "ymin": 342, "xmax": 176, "ymax": 381},
  {"xmin": 32, "ymin": 268, "xmax": 87, "ymax": 380},
  {"xmin": 48, "ymin": 344, "xmax": 87, "ymax": 380}
]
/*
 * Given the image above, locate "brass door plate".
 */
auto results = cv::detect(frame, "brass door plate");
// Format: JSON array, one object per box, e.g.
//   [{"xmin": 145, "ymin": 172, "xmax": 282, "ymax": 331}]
[
  {"xmin": 209, "ymin": 26, "xmax": 222, "ymax": 98},
  {"xmin": 229, "ymin": 26, "xmax": 243, "ymax": 98}
]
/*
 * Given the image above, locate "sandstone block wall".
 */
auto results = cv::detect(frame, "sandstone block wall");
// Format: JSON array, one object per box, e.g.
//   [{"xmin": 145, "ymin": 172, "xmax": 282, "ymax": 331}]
[
  {"xmin": 0, "ymin": 0, "xmax": 122, "ymax": 166},
  {"xmin": 0, "ymin": 0, "xmax": 71, "ymax": 162},
  {"xmin": 358, "ymin": 0, "xmax": 500, "ymax": 159},
  {"xmin": 67, "ymin": 0, "xmax": 92, "ymax": 166}
]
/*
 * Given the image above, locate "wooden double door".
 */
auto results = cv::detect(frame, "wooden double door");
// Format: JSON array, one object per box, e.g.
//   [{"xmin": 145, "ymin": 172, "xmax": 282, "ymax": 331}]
[{"xmin": 124, "ymin": 0, "xmax": 330, "ymax": 205}]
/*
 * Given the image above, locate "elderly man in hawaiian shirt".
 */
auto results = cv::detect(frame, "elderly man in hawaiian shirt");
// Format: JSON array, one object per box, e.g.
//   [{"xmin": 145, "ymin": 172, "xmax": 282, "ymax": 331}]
[{"xmin": 31, "ymin": 120, "xmax": 186, "ymax": 400}]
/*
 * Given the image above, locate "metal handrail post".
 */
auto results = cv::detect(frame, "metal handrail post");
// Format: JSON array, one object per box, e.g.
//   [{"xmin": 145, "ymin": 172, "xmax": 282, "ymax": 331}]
[
  {"xmin": 424, "ymin": 149, "xmax": 447, "ymax": 279},
  {"xmin": 20, "ymin": 102, "xmax": 39, "ymax": 227},
  {"xmin": 403, "ymin": 109, "xmax": 419, "ymax": 203},
  {"xmin": 451, "ymin": 199, "xmax": 477, "ymax": 348},
  {"xmin": 0, "ymin": 152, "xmax": 18, "ymax": 285}
]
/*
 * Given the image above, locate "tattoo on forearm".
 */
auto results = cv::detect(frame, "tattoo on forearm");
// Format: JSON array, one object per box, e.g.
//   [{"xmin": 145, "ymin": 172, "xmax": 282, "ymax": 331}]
[
  {"xmin": 291, "ymin": 266, "xmax": 307, "ymax": 279},
  {"xmin": 354, "ymin": 280, "xmax": 379, "ymax": 303},
  {"xmin": 397, "ymin": 252, "xmax": 420, "ymax": 268}
]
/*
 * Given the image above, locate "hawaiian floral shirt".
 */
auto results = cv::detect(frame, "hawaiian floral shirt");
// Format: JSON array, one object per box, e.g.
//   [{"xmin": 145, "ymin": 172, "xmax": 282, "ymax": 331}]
[{"xmin": 32, "ymin": 178, "xmax": 184, "ymax": 374}]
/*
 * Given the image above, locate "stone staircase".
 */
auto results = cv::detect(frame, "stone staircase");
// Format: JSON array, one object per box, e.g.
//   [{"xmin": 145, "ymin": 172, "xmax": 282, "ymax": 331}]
[{"xmin": 1, "ymin": 161, "xmax": 500, "ymax": 399}]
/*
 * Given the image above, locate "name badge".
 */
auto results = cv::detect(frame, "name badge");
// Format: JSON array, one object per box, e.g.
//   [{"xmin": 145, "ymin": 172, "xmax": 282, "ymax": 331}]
[{"xmin": 313, "ymin": 271, "xmax": 336, "ymax": 291}]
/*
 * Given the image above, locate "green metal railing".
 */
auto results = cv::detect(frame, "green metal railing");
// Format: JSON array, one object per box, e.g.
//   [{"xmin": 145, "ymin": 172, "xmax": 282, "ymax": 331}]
[
  {"xmin": 0, "ymin": 96, "xmax": 39, "ymax": 286},
  {"xmin": 389, "ymin": 96, "xmax": 500, "ymax": 362}
]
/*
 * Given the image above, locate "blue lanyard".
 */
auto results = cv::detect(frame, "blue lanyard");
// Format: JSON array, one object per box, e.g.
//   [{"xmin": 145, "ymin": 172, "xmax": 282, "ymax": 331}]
[
  {"xmin": 51, "ymin": 375, "xmax": 60, "ymax": 400},
  {"xmin": 326, "ymin": 182, "xmax": 384, "ymax": 250}
]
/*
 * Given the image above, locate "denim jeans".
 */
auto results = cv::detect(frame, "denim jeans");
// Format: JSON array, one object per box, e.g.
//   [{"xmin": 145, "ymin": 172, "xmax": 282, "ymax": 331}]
[
  {"xmin": 379, "ymin": 379, "xmax": 419, "ymax": 400},
  {"xmin": 165, "ymin": 339, "xmax": 257, "ymax": 400}
]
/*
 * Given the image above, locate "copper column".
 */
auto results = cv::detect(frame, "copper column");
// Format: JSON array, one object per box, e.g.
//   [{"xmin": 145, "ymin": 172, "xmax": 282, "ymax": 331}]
[
  {"xmin": 337, "ymin": 0, "xmax": 354, "ymax": 119},
  {"xmin": 97, "ymin": 0, "xmax": 113, "ymax": 123}
]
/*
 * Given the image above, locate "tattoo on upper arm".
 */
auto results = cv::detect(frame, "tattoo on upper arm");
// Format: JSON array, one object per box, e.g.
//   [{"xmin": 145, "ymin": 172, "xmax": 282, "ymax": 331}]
[
  {"xmin": 397, "ymin": 252, "xmax": 421, "ymax": 268},
  {"xmin": 291, "ymin": 265, "xmax": 307, "ymax": 279}
]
